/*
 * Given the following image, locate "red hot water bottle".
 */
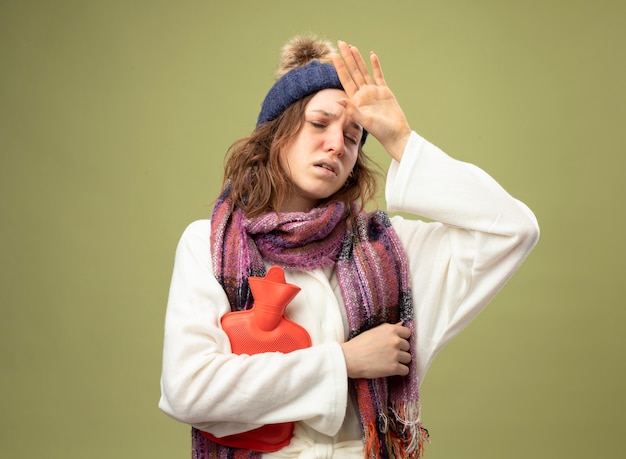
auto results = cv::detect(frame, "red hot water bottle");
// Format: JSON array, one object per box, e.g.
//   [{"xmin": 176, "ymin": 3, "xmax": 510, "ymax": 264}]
[{"xmin": 200, "ymin": 266, "xmax": 312, "ymax": 452}]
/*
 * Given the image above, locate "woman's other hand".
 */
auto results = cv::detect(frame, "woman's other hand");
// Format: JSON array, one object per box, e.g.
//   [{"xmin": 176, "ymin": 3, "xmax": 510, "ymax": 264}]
[{"xmin": 340, "ymin": 322, "xmax": 412, "ymax": 379}]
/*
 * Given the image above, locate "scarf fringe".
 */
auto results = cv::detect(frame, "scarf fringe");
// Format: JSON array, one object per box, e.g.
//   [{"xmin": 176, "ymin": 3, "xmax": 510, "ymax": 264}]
[
  {"xmin": 364, "ymin": 421, "xmax": 382, "ymax": 459},
  {"xmin": 363, "ymin": 402, "xmax": 430, "ymax": 458},
  {"xmin": 390, "ymin": 401, "xmax": 430, "ymax": 457}
]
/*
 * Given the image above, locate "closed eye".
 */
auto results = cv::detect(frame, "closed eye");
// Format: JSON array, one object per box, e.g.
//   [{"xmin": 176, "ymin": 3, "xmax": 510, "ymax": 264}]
[
  {"xmin": 344, "ymin": 133, "xmax": 358, "ymax": 145},
  {"xmin": 307, "ymin": 118, "xmax": 360, "ymax": 145}
]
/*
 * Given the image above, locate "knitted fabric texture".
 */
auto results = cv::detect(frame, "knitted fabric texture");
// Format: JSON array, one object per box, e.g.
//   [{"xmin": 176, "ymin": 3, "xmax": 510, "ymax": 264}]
[
  {"xmin": 192, "ymin": 184, "xmax": 428, "ymax": 458},
  {"xmin": 256, "ymin": 60, "xmax": 368, "ymax": 144}
]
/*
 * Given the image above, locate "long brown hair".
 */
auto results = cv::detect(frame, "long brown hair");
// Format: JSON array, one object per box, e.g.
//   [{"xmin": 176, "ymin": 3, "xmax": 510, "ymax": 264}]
[{"xmin": 222, "ymin": 94, "xmax": 381, "ymax": 218}]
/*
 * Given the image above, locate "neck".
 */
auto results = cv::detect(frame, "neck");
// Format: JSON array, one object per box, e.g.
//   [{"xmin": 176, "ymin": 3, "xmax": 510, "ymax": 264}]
[{"xmin": 279, "ymin": 198, "xmax": 319, "ymax": 214}]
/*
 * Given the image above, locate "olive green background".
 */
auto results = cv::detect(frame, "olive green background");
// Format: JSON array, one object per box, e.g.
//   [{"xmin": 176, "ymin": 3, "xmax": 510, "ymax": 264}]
[{"xmin": 2, "ymin": 1, "xmax": 624, "ymax": 457}]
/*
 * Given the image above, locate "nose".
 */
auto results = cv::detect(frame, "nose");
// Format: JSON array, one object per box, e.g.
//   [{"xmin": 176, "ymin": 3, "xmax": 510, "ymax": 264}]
[{"xmin": 324, "ymin": 126, "xmax": 344, "ymax": 156}]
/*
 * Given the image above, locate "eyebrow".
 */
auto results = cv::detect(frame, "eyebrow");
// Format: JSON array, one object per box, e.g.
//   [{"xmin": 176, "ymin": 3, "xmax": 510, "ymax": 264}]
[{"xmin": 309, "ymin": 109, "xmax": 363, "ymax": 133}]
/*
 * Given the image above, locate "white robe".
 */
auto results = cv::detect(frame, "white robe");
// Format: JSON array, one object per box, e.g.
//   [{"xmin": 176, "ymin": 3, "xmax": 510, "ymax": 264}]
[{"xmin": 159, "ymin": 131, "xmax": 540, "ymax": 457}]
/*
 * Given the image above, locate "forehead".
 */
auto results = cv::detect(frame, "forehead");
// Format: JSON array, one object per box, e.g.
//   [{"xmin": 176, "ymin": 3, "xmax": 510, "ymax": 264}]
[
  {"xmin": 304, "ymin": 89, "xmax": 362, "ymax": 132},
  {"xmin": 305, "ymin": 88, "xmax": 348, "ymax": 111}
]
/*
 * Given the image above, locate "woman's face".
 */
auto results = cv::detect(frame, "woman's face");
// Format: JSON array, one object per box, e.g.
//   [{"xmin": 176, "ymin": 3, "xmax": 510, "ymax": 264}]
[{"xmin": 279, "ymin": 89, "xmax": 363, "ymax": 212}]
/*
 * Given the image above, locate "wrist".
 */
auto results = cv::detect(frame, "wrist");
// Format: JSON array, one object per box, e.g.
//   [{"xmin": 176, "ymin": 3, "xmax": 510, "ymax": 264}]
[
  {"xmin": 383, "ymin": 128, "xmax": 412, "ymax": 163},
  {"xmin": 339, "ymin": 341, "xmax": 359, "ymax": 379}
]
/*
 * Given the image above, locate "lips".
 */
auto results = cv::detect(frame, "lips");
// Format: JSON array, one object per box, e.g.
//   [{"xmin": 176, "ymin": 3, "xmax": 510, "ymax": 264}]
[{"xmin": 315, "ymin": 161, "xmax": 337, "ymax": 175}]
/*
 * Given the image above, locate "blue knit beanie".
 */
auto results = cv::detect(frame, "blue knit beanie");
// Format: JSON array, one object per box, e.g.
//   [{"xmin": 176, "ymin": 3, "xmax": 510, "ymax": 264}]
[{"xmin": 256, "ymin": 60, "xmax": 368, "ymax": 144}]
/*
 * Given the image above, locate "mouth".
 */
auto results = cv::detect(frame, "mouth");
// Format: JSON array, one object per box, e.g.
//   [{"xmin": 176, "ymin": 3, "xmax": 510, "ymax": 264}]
[{"xmin": 315, "ymin": 162, "xmax": 337, "ymax": 175}]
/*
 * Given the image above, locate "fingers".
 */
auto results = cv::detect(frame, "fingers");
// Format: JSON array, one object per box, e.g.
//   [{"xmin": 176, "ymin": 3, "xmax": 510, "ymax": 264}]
[
  {"xmin": 331, "ymin": 52, "xmax": 352, "ymax": 95},
  {"xmin": 369, "ymin": 51, "xmax": 388, "ymax": 87},
  {"xmin": 347, "ymin": 43, "xmax": 373, "ymax": 86},
  {"xmin": 381, "ymin": 323, "xmax": 413, "ymax": 371},
  {"xmin": 335, "ymin": 40, "xmax": 376, "ymax": 96},
  {"xmin": 390, "ymin": 323, "xmax": 412, "ymax": 369}
]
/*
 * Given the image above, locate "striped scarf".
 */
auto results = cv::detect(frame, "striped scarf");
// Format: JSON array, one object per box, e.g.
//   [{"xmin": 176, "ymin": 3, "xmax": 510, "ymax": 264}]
[{"xmin": 193, "ymin": 185, "xmax": 428, "ymax": 458}]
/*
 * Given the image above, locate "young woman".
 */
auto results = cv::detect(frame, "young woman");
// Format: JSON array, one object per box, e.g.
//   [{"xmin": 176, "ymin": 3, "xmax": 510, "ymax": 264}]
[{"xmin": 159, "ymin": 36, "xmax": 539, "ymax": 458}]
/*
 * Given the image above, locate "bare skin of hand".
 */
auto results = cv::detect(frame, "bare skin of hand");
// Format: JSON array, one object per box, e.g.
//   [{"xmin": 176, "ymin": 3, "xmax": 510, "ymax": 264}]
[
  {"xmin": 332, "ymin": 40, "xmax": 412, "ymax": 163},
  {"xmin": 340, "ymin": 322, "xmax": 412, "ymax": 379}
]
